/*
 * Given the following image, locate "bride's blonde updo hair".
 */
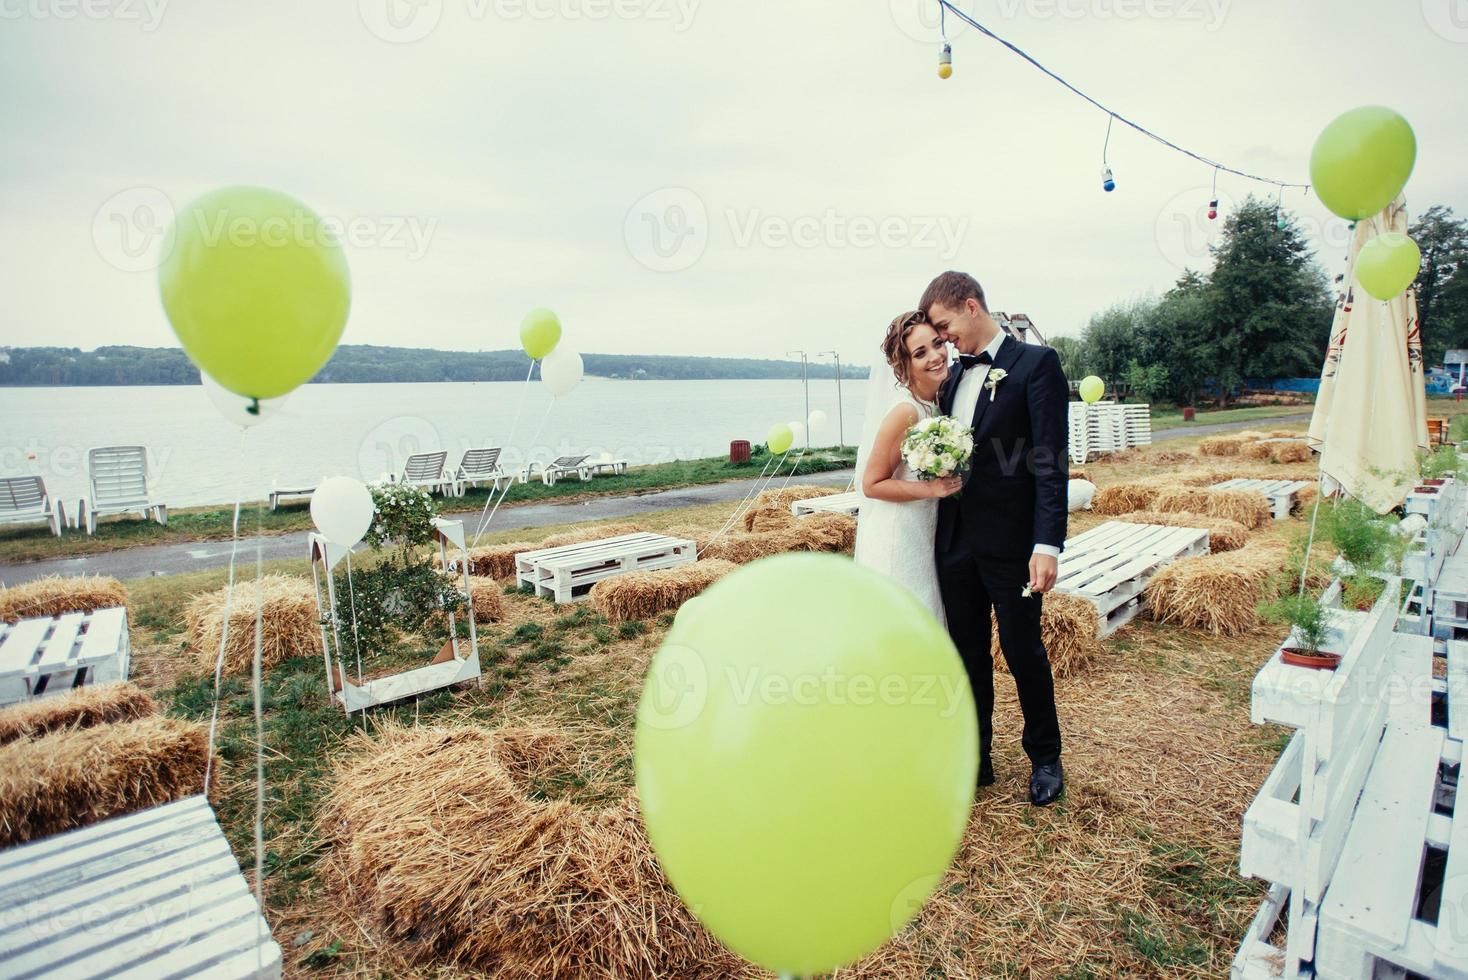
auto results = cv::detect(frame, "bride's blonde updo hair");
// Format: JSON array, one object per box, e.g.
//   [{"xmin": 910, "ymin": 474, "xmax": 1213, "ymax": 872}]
[{"xmin": 881, "ymin": 310, "xmax": 929, "ymax": 388}]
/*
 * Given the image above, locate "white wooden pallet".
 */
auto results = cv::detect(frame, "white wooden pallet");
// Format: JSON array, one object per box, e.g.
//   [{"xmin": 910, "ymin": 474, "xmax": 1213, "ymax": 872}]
[
  {"xmin": 1055, "ymin": 520, "xmax": 1209, "ymax": 635},
  {"xmin": 791, "ymin": 491, "xmax": 861, "ymax": 517},
  {"xmin": 515, "ymin": 532, "xmax": 696, "ymax": 603},
  {"xmin": 0, "ymin": 795, "xmax": 282, "ymax": 978},
  {"xmin": 1213, "ymin": 478, "xmax": 1312, "ymax": 521},
  {"xmin": 0, "ymin": 606, "xmax": 130, "ymax": 709},
  {"xmin": 1433, "ymin": 550, "xmax": 1468, "ymax": 641}
]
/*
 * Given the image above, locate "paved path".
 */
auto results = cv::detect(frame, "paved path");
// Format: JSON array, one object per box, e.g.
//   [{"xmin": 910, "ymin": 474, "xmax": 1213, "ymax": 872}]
[{"xmin": 0, "ymin": 470, "xmax": 855, "ymax": 585}]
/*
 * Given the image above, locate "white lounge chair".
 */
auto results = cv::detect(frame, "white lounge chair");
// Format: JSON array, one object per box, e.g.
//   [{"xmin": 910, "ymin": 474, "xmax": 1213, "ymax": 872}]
[
  {"xmin": 0, "ymin": 476, "xmax": 65, "ymax": 537},
  {"xmin": 539, "ymin": 454, "xmax": 593, "ymax": 486},
  {"xmin": 453, "ymin": 448, "xmax": 511, "ymax": 496},
  {"xmin": 387, "ymin": 450, "xmax": 454, "ymax": 495},
  {"xmin": 79, "ymin": 446, "xmax": 166, "ymax": 535}
]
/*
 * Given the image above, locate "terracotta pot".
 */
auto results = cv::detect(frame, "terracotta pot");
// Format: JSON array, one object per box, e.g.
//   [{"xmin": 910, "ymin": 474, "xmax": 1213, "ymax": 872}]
[
  {"xmin": 1416, "ymin": 487, "xmax": 1439, "ymax": 494},
  {"xmin": 1424, "ymin": 478, "xmax": 1447, "ymax": 486},
  {"xmin": 1280, "ymin": 647, "xmax": 1341, "ymax": 671}
]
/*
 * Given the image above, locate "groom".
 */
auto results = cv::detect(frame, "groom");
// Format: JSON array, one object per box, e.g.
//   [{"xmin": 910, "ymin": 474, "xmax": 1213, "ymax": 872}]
[{"xmin": 920, "ymin": 271, "xmax": 1068, "ymax": 806}]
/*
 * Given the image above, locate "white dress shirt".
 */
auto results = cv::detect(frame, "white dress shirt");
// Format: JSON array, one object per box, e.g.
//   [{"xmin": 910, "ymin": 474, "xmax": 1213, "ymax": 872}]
[{"xmin": 951, "ymin": 331, "xmax": 1060, "ymax": 560}]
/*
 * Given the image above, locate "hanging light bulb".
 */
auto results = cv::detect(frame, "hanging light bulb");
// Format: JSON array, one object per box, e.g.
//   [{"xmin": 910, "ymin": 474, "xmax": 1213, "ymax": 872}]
[
  {"xmin": 1276, "ymin": 211, "xmax": 1288, "ymax": 231},
  {"xmin": 938, "ymin": 43, "xmax": 952, "ymax": 79},
  {"xmin": 1101, "ymin": 166, "xmax": 1115, "ymax": 192},
  {"xmin": 1207, "ymin": 198, "xmax": 1219, "ymax": 221}
]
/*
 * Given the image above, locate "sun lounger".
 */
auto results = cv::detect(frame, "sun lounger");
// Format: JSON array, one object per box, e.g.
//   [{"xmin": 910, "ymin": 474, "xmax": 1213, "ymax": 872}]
[
  {"xmin": 79, "ymin": 446, "xmax": 166, "ymax": 534},
  {"xmin": 0, "ymin": 475, "xmax": 65, "ymax": 536},
  {"xmin": 268, "ymin": 485, "xmax": 315, "ymax": 510},
  {"xmin": 452, "ymin": 448, "xmax": 511, "ymax": 496},
  {"xmin": 386, "ymin": 450, "xmax": 454, "ymax": 495},
  {"xmin": 538, "ymin": 454, "xmax": 593, "ymax": 486}
]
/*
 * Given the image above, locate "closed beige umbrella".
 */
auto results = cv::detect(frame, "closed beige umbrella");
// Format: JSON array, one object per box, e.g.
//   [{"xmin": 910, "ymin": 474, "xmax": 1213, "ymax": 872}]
[{"xmin": 1307, "ymin": 196, "xmax": 1428, "ymax": 513}]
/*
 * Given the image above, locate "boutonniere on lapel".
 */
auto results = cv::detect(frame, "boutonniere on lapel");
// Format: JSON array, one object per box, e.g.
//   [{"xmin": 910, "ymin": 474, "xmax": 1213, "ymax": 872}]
[{"xmin": 983, "ymin": 367, "xmax": 1008, "ymax": 400}]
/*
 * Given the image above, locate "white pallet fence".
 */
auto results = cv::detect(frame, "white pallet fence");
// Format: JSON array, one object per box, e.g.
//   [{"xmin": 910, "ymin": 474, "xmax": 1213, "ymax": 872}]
[
  {"xmin": 0, "ymin": 606, "xmax": 130, "ymax": 709},
  {"xmin": 1054, "ymin": 520, "xmax": 1209, "ymax": 635},
  {"xmin": 515, "ymin": 532, "xmax": 696, "ymax": 604}
]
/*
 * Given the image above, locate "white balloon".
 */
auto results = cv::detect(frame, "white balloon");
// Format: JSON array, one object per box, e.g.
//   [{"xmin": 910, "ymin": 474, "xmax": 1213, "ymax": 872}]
[
  {"xmin": 807, "ymin": 409, "xmax": 828, "ymax": 436},
  {"xmin": 787, "ymin": 421, "xmax": 806, "ymax": 446},
  {"xmin": 311, "ymin": 477, "xmax": 375, "ymax": 547},
  {"xmin": 201, "ymin": 373, "xmax": 287, "ymax": 427},
  {"xmin": 541, "ymin": 346, "xmax": 584, "ymax": 397},
  {"xmin": 1067, "ymin": 479, "xmax": 1096, "ymax": 512}
]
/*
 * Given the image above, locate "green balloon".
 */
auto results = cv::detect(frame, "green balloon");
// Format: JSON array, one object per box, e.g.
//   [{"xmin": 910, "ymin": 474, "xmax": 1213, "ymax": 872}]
[
  {"xmin": 1310, "ymin": 106, "xmax": 1416, "ymax": 221},
  {"xmin": 767, "ymin": 423, "xmax": 794, "ymax": 455},
  {"xmin": 520, "ymin": 308, "xmax": 562, "ymax": 360},
  {"xmin": 635, "ymin": 554, "xmax": 977, "ymax": 976},
  {"xmin": 1079, "ymin": 375, "xmax": 1105, "ymax": 404},
  {"xmin": 1356, "ymin": 232, "xmax": 1422, "ymax": 301},
  {"xmin": 159, "ymin": 187, "xmax": 350, "ymax": 400}
]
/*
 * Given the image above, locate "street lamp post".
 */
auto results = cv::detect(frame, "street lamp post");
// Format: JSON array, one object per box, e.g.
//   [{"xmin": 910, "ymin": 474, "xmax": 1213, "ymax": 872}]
[
  {"xmin": 786, "ymin": 349, "xmax": 809, "ymax": 451},
  {"xmin": 818, "ymin": 350, "xmax": 844, "ymax": 448}
]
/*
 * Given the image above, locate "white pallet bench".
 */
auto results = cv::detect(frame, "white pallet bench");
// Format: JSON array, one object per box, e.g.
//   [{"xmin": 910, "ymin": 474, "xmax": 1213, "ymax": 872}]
[
  {"xmin": 0, "ymin": 606, "xmax": 130, "ymax": 709},
  {"xmin": 790, "ymin": 491, "xmax": 861, "ymax": 517},
  {"xmin": 1055, "ymin": 520, "xmax": 1209, "ymax": 636},
  {"xmin": 515, "ymin": 532, "xmax": 696, "ymax": 604},
  {"xmin": 1212, "ymin": 478, "xmax": 1312, "ymax": 521},
  {"xmin": 1432, "ymin": 550, "xmax": 1468, "ymax": 642},
  {"xmin": 0, "ymin": 795, "xmax": 282, "ymax": 979},
  {"xmin": 1406, "ymin": 478, "xmax": 1463, "ymax": 526}
]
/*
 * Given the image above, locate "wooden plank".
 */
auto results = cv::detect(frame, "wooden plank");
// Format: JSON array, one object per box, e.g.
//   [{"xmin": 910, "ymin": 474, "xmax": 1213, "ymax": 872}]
[
  {"xmin": 34, "ymin": 612, "xmax": 84, "ymax": 671},
  {"xmin": 1450, "ymin": 640, "xmax": 1468, "ymax": 744},
  {"xmin": 0, "ymin": 618, "xmax": 51, "ymax": 674}
]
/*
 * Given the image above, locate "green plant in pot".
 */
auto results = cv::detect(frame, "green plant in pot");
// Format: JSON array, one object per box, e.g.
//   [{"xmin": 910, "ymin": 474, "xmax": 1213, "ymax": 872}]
[
  {"xmin": 1324, "ymin": 497, "xmax": 1401, "ymax": 578},
  {"xmin": 1418, "ymin": 445, "xmax": 1467, "ymax": 484},
  {"xmin": 1261, "ymin": 592, "xmax": 1339, "ymax": 670}
]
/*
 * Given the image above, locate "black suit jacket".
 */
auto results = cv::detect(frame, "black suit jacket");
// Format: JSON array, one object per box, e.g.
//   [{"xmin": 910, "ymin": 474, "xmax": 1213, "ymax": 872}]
[{"xmin": 935, "ymin": 335, "xmax": 1069, "ymax": 563}]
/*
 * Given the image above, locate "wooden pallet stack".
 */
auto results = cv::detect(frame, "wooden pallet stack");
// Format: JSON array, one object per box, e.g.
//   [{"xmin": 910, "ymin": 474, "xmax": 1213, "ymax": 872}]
[
  {"xmin": 515, "ymin": 532, "xmax": 696, "ymax": 603},
  {"xmin": 1053, "ymin": 520, "xmax": 1209, "ymax": 635},
  {"xmin": 0, "ymin": 606, "xmax": 130, "ymax": 709}
]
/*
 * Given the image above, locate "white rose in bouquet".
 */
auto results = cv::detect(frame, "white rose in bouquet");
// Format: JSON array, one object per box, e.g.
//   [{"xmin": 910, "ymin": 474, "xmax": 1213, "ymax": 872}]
[{"xmin": 900, "ymin": 414, "xmax": 976, "ymax": 480}]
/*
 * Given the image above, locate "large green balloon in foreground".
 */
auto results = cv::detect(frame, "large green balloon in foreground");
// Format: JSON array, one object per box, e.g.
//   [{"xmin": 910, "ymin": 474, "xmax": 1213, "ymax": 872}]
[
  {"xmin": 1309, "ymin": 106, "xmax": 1416, "ymax": 221},
  {"xmin": 635, "ymin": 554, "xmax": 977, "ymax": 976},
  {"xmin": 159, "ymin": 187, "xmax": 351, "ymax": 400},
  {"xmin": 1356, "ymin": 232, "xmax": 1422, "ymax": 301}
]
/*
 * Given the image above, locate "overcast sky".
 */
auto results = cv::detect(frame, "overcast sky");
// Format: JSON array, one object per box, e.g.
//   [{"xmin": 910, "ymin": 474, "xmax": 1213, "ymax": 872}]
[{"xmin": 2, "ymin": 1, "xmax": 1465, "ymax": 368}]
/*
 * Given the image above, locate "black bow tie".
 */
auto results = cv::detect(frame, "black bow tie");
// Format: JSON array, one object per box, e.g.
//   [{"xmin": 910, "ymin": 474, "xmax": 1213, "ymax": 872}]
[{"xmin": 959, "ymin": 351, "xmax": 993, "ymax": 368}]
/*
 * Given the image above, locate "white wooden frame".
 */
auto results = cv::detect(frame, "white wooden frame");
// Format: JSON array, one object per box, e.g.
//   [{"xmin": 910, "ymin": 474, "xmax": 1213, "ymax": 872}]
[
  {"xmin": 309, "ymin": 518, "xmax": 481, "ymax": 714},
  {"xmin": 1054, "ymin": 520, "xmax": 1210, "ymax": 635},
  {"xmin": 0, "ymin": 475, "xmax": 65, "ymax": 536},
  {"xmin": 1212, "ymin": 478, "xmax": 1312, "ymax": 521},
  {"xmin": 515, "ymin": 531, "xmax": 696, "ymax": 603},
  {"xmin": 791, "ymin": 491, "xmax": 862, "ymax": 517},
  {"xmin": 0, "ymin": 606, "xmax": 130, "ymax": 709},
  {"xmin": 0, "ymin": 795, "xmax": 282, "ymax": 979}
]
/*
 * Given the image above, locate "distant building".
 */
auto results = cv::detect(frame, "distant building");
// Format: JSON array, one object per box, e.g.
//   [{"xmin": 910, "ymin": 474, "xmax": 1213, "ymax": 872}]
[
  {"xmin": 1445, "ymin": 350, "xmax": 1468, "ymax": 386},
  {"xmin": 994, "ymin": 312, "xmax": 1047, "ymax": 346}
]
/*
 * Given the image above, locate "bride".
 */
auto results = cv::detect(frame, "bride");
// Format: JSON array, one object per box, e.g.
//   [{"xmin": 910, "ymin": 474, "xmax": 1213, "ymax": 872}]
[{"xmin": 853, "ymin": 310, "xmax": 963, "ymax": 620}]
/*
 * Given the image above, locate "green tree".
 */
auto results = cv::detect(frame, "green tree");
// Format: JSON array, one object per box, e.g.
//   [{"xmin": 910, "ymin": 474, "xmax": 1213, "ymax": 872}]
[
  {"xmin": 1080, "ymin": 298, "xmax": 1151, "ymax": 385},
  {"xmin": 1141, "ymin": 273, "xmax": 1213, "ymax": 405},
  {"xmin": 1049, "ymin": 335, "xmax": 1086, "ymax": 381},
  {"xmin": 1411, "ymin": 205, "xmax": 1468, "ymax": 366}
]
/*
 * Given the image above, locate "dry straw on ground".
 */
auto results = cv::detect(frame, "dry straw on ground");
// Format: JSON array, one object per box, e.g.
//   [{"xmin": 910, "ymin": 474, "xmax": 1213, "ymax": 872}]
[
  {"xmin": 1090, "ymin": 482, "xmax": 1168, "ymax": 516},
  {"xmin": 1273, "ymin": 440, "xmax": 1312, "ymax": 464},
  {"xmin": 1153, "ymin": 487, "xmax": 1271, "ymax": 529},
  {"xmin": 1198, "ymin": 435, "xmax": 1246, "ymax": 457},
  {"xmin": 799, "ymin": 511, "xmax": 858, "ymax": 552},
  {"xmin": 590, "ymin": 559, "xmax": 738, "ymax": 622},
  {"xmin": 539, "ymin": 522, "xmax": 645, "ymax": 550},
  {"xmin": 1143, "ymin": 542, "xmax": 1287, "ymax": 635},
  {"xmin": 752, "ymin": 484, "xmax": 840, "ymax": 512},
  {"xmin": 185, "ymin": 574, "xmax": 320, "ymax": 676},
  {"xmin": 447, "ymin": 542, "xmax": 535, "ymax": 580},
  {"xmin": 993, "ymin": 592, "xmax": 1102, "ymax": 679},
  {"xmin": 0, "ymin": 575, "xmax": 129, "ymax": 624},
  {"xmin": 0, "ymin": 715, "xmax": 209, "ymax": 846},
  {"xmin": 1119, "ymin": 511, "xmax": 1249, "ymax": 552},
  {"xmin": 322, "ymin": 723, "xmax": 739, "ymax": 979},
  {"xmin": 741, "ymin": 506, "xmax": 797, "ymax": 533},
  {"xmin": 698, "ymin": 513, "xmax": 856, "ymax": 564},
  {"xmin": 0, "ymin": 682, "xmax": 157, "ymax": 746},
  {"xmin": 1240, "ymin": 441, "xmax": 1274, "ymax": 461},
  {"xmin": 467, "ymin": 576, "xmax": 505, "ymax": 623},
  {"xmin": 1268, "ymin": 429, "xmax": 1302, "ymax": 438}
]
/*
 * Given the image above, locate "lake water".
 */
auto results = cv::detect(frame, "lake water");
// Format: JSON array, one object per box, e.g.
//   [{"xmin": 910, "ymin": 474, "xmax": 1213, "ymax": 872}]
[{"xmin": 0, "ymin": 379, "xmax": 866, "ymax": 509}]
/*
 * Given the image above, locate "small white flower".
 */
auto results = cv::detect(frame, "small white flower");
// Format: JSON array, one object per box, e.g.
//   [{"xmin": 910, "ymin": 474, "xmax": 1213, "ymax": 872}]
[
  {"xmin": 1021, "ymin": 585, "xmax": 1032, "ymax": 598},
  {"xmin": 984, "ymin": 368, "xmax": 1008, "ymax": 398}
]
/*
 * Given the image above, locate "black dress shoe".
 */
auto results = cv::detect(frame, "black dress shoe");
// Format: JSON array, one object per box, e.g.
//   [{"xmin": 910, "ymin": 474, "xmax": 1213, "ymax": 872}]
[
  {"xmin": 978, "ymin": 758, "xmax": 995, "ymax": 787},
  {"xmin": 1029, "ymin": 762, "xmax": 1064, "ymax": 806}
]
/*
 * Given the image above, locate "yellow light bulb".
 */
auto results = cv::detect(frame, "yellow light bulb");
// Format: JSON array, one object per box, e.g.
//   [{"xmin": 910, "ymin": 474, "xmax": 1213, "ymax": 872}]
[{"xmin": 938, "ymin": 63, "xmax": 952, "ymax": 79}]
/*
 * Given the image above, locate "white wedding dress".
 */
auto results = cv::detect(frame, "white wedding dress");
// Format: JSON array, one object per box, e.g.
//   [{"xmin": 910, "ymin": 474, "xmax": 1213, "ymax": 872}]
[{"xmin": 852, "ymin": 382, "xmax": 945, "ymax": 623}]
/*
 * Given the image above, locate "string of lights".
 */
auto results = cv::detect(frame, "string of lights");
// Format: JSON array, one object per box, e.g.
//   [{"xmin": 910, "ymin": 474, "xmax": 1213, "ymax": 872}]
[{"xmin": 932, "ymin": 0, "xmax": 1311, "ymax": 194}]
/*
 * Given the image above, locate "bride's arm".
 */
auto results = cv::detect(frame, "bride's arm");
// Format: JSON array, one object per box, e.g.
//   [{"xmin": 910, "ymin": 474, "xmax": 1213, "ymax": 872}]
[{"xmin": 862, "ymin": 404, "xmax": 963, "ymax": 502}]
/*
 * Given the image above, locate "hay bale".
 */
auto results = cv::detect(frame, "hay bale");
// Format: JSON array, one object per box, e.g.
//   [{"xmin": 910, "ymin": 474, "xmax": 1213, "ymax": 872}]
[
  {"xmin": 467, "ymin": 576, "xmax": 504, "ymax": 623},
  {"xmin": 1070, "ymin": 468, "xmax": 1090, "ymax": 483},
  {"xmin": 590, "ymin": 560, "xmax": 738, "ymax": 622},
  {"xmin": 1296, "ymin": 483, "xmax": 1319, "ymax": 512},
  {"xmin": 1198, "ymin": 436, "xmax": 1245, "ymax": 457},
  {"xmin": 0, "ymin": 576, "xmax": 128, "ymax": 624},
  {"xmin": 1143, "ymin": 544, "xmax": 1280, "ymax": 635},
  {"xmin": 322, "ymin": 723, "xmax": 738, "ymax": 978},
  {"xmin": 797, "ymin": 511, "xmax": 858, "ymax": 552},
  {"xmin": 1240, "ymin": 441, "xmax": 1273, "ymax": 461},
  {"xmin": 0, "ymin": 716, "xmax": 209, "ymax": 847},
  {"xmin": 1154, "ymin": 488, "xmax": 1271, "ymax": 530},
  {"xmin": 742, "ymin": 506, "xmax": 798, "ymax": 533},
  {"xmin": 752, "ymin": 484, "xmax": 839, "ymax": 512},
  {"xmin": 993, "ymin": 592, "xmax": 1102, "ymax": 679},
  {"xmin": 663, "ymin": 524, "xmax": 715, "ymax": 552},
  {"xmin": 185, "ymin": 574, "xmax": 319, "ymax": 676},
  {"xmin": 0, "ymin": 682, "xmax": 157, "ymax": 746},
  {"xmin": 1091, "ymin": 482, "xmax": 1167, "ymax": 516},
  {"xmin": 697, "ymin": 527, "xmax": 812, "ymax": 564},
  {"xmin": 444, "ymin": 542, "xmax": 535, "ymax": 580},
  {"xmin": 539, "ymin": 523, "xmax": 644, "ymax": 550},
  {"xmin": 1236, "ymin": 430, "xmax": 1268, "ymax": 441},
  {"xmin": 1120, "ymin": 511, "xmax": 1249, "ymax": 552},
  {"xmin": 1273, "ymin": 441, "xmax": 1312, "ymax": 464},
  {"xmin": 1267, "ymin": 429, "xmax": 1301, "ymax": 438}
]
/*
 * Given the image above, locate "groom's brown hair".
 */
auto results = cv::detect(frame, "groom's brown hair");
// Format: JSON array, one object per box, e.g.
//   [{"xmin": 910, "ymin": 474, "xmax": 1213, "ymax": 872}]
[{"xmin": 919, "ymin": 271, "xmax": 987, "ymax": 316}]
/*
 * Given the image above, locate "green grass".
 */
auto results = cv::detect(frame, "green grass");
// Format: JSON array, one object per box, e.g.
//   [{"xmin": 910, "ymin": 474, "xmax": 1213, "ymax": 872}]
[
  {"xmin": 0, "ymin": 447, "xmax": 855, "ymax": 565},
  {"xmin": 1147, "ymin": 403, "xmax": 1312, "ymax": 432}
]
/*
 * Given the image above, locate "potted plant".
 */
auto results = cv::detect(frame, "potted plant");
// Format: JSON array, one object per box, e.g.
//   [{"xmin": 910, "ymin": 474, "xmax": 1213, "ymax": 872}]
[
  {"xmin": 1325, "ymin": 498, "xmax": 1401, "ymax": 578},
  {"xmin": 1262, "ymin": 592, "xmax": 1340, "ymax": 670}
]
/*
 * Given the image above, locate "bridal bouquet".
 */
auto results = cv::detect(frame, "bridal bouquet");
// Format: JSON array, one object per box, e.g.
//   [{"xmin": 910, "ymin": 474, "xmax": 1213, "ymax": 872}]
[{"xmin": 901, "ymin": 415, "xmax": 974, "ymax": 480}]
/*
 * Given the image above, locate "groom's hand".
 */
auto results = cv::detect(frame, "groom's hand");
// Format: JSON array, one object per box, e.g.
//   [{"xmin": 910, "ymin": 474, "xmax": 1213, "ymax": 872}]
[{"xmin": 1028, "ymin": 553, "xmax": 1058, "ymax": 594}]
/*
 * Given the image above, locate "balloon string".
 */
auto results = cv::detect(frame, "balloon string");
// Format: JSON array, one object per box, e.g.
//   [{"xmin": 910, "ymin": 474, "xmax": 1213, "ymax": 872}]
[
  {"xmin": 343, "ymin": 552, "xmax": 366, "ymax": 722},
  {"xmin": 699, "ymin": 451, "xmax": 796, "ymax": 557},
  {"xmin": 203, "ymin": 428, "xmax": 248, "ymax": 790},
  {"xmin": 251, "ymin": 496, "xmax": 267, "ymax": 972},
  {"xmin": 699, "ymin": 455, "xmax": 778, "ymax": 556},
  {"xmin": 473, "ymin": 400, "xmax": 557, "ymax": 547},
  {"xmin": 466, "ymin": 361, "xmax": 538, "ymax": 549}
]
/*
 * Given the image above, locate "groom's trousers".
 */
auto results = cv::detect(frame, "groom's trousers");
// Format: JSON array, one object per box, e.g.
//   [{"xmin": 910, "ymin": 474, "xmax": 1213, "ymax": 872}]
[{"xmin": 938, "ymin": 553, "xmax": 1062, "ymax": 767}]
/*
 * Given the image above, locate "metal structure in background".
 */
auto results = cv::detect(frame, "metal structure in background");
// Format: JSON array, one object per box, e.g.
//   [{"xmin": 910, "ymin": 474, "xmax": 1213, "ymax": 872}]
[
  {"xmin": 786, "ymin": 349, "xmax": 810, "ymax": 451},
  {"xmin": 818, "ymin": 350, "xmax": 845, "ymax": 448}
]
